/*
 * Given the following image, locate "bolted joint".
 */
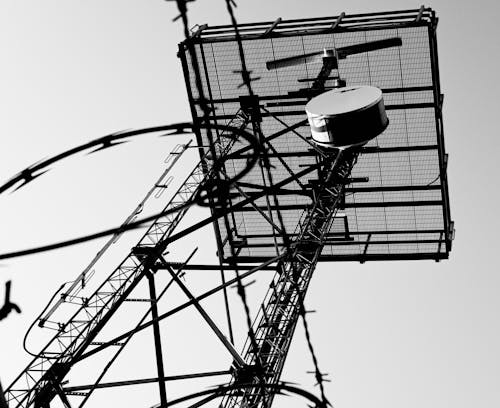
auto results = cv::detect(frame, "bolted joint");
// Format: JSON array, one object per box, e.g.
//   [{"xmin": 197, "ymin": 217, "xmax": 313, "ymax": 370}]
[{"xmin": 232, "ymin": 363, "xmax": 267, "ymax": 386}]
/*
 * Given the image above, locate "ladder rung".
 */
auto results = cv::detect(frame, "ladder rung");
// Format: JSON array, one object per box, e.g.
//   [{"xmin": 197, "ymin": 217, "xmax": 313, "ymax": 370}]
[
  {"xmin": 90, "ymin": 341, "xmax": 124, "ymax": 346},
  {"xmin": 65, "ymin": 391, "xmax": 88, "ymax": 396},
  {"xmin": 124, "ymin": 298, "xmax": 153, "ymax": 302}
]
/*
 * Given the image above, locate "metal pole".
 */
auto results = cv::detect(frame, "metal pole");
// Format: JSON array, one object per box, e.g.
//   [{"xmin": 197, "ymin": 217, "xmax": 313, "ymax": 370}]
[
  {"xmin": 147, "ymin": 272, "xmax": 168, "ymax": 407},
  {"xmin": 0, "ymin": 381, "xmax": 8, "ymax": 408},
  {"xmin": 63, "ymin": 371, "xmax": 230, "ymax": 392}
]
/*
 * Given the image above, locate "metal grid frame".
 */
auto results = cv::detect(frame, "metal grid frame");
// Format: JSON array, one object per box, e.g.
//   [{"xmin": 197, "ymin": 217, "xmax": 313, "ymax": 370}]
[{"xmin": 178, "ymin": 7, "xmax": 453, "ymax": 263}]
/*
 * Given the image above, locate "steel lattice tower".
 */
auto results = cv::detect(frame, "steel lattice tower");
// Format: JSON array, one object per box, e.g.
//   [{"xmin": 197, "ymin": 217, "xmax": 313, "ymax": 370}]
[{"xmin": 4, "ymin": 7, "xmax": 453, "ymax": 408}]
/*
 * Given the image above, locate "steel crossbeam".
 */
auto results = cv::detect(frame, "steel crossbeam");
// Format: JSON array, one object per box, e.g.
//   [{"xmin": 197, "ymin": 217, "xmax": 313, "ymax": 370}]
[{"xmin": 222, "ymin": 149, "xmax": 358, "ymax": 408}]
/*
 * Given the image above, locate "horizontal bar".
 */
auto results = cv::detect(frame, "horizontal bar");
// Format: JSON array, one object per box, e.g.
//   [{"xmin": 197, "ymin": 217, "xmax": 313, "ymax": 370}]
[
  {"xmin": 297, "ymin": 76, "xmax": 340, "ymax": 83},
  {"xmin": 386, "ymin": 103, "xmax": 435, "ymax": 110},
  {"xmin": 236, "ymin": 239, "xmax": 443, "ymax": 248},
  {"xmin": 230, "ymin": 200, "xmax": 443, "ymax": 212},
  {"xmin": 228, "ymin": 185, "xmax": 441, "ymax": 198},
  {"xmin": 160, "ymin": 263, "xmax": 276, "ymax": 271},
  {"xmin": 346, "ymin": 200, "xmax": 442, "ymax": 208},
  {"xmin": 227, "ymin": 252, "xmax": 449, "ymax": 263},
  {"xmin": 240, "ymin": 228, "xmax": 445, "ymax": 238},
  {"xmin": 381, "ymin": 86, "xmax": 434, "ymax": 93},
  {"xmin": 346, "ymin": 184, "xmax": 441, "ymax": 193},
  {"xmin": 191, "ymin": 13, "xmax": 434, "ymax": 43},
  {"xmin": 204, "ymin": 86, "xmax": 434, "ymax": 105},
  {"xmin": 265, "ymin": 100, "xmax": 308, "ymax": 108},
  {"xmin": 193, "ymin": 19, "xmax": 431, "ymax": 42},
  {"xmin": 257, "ymin": 104, "xmax": 434, "ymax": 119},
  {"xmin": 187, "ymin": 20, "xmax": 433, "ymax": 45},
  {"xmin": 63, "ymin": 370, "xmax": 231, "ymax": 392},
  {"xmin": 201, "ymin": 8, "xmax": 430, "ymax": 32},
  {"xmin": 362, "ymin": 144, "xmax": 438, "ymax": 153},
  {"xmin": 227, "ymin": 145, "xmax": 439, "ymax": 160}
]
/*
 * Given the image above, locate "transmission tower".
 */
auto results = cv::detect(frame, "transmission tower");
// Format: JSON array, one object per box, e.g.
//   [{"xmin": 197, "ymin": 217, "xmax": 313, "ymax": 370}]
[{"xmin": 4, "ymin": 7, "xmax": 453, "ymax": 408}]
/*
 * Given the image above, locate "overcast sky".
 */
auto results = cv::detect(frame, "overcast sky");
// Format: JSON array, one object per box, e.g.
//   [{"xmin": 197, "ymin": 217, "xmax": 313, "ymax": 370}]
[{"xmin": 1, "ymin": 1, "xmax": 499, "ymax": 408}]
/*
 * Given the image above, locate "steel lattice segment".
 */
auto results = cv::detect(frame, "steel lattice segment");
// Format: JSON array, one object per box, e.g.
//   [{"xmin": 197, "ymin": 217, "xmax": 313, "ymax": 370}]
[
  {"xmin": 222, "ymin": 149, "xmax": 357, "ymax": 408},
  {"xmin": 4, "ymin": 114, "xmax": 250, "ymax": 408}
]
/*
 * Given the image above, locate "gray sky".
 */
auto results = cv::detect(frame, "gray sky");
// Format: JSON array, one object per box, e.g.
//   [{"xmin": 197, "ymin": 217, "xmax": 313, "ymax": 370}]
[{"xmin": 1, "ymin": 1, "xmax": 499, "ymax": 407}]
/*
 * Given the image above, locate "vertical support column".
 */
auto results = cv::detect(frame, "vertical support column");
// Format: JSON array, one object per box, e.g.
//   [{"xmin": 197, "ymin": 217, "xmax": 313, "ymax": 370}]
[
  {"xmin": 0, "ymin": 381, "xmax": 8, "ymax": 408},
  {"xmin": 147, "ymin": 272, "xmax": 167, "ymax": 408}
]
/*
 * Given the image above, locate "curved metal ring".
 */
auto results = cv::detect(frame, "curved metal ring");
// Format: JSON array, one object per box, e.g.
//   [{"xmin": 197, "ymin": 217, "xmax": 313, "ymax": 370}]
[
  {"xmin": 0, "ymin": 123, "xmax": 257, "ymax": 196},
  {"xmin": 0, "ymin": 122, "xmax": 259, "ymax": 260},
  {"xmin": 152, "ymin": 381, "xmax": 327, "ymax": 408}
]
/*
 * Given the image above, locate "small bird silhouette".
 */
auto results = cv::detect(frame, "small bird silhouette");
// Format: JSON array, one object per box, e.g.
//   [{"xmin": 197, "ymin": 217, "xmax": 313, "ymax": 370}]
[{"xmin": 0, "ymin": 281, "xmax": 21, "ymax": 321}]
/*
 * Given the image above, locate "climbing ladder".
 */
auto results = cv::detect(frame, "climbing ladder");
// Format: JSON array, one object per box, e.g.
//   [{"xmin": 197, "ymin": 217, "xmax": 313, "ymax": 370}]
[{"xmin": 4, "ymin": 111, "xmax": 250, "ymax": 408}]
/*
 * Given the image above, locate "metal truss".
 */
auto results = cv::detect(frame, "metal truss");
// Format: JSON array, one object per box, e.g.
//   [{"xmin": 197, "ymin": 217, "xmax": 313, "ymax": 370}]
[
  {"xmin": 222, "ymin": 150, "xmax": 358, "ymax": 408},
  {"xmin": 3, "ymin": 6, "xmax": 453, "ymax": 408},
  {"xmin": 4, "ymin": 112, "xmax": 250, "ymax": 408},
  {"xmin": 4, "ymin": 103, "xmax": 365, "ymax": 408},
  {"xmin": 5, "ymin": 111, "xmax": 355, "ymax": 408}
]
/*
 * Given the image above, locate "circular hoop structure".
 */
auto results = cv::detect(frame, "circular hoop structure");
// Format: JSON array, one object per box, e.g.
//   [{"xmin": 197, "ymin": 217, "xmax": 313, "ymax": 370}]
[
  {"xmin": 305, "ymin": 85, "xmax": 389, "ymax": 149},
  {"xmin": 151, "ymin": 382, "xmax": 327, "ymax": 408},
  {"xmin": 0, "ymin": 122, "xmax": 259, "ymax": 260}
]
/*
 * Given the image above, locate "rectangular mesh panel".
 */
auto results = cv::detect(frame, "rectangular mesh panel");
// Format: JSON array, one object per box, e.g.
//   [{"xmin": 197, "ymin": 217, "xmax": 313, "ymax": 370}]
[{"xmin": 179, "ymin": 10, "xmax": 452, "ymax": 262}]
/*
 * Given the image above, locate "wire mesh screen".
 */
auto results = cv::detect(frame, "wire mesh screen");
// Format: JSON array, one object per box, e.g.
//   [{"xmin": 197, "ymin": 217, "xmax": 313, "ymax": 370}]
[{"xmin": 179, "ymin": 9, "xmax": 453, "ymax": 262}]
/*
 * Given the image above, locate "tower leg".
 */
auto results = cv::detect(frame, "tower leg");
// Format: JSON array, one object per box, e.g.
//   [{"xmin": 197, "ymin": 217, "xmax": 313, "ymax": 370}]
[
  {"xmin": 0, "ymin": 380, "xmax": 8, "ymax": 408},
  {"xmin": 147, "ymin": 272, "xmax": 167, "ymax": 408}
]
